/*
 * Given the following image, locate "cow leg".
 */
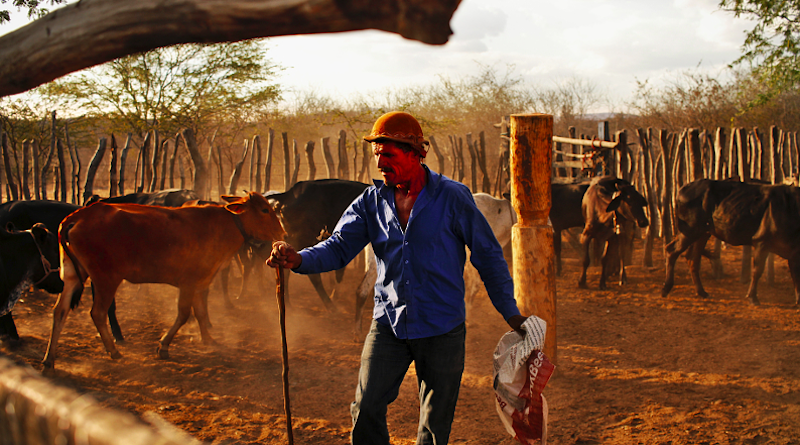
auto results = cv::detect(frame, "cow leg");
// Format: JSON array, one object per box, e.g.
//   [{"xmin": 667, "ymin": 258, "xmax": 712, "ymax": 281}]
[
  {"xmin": 107, "ymin": 298, "xmax": 124, "ymax": 343},
  {"xmin": 237, "ymin": 255, "xmax": 254, "ymax": 303},
  {"xmin": 199, "ymin": 288, "xmax": 213, "ymax": 329},
  {"xmin": 0, "ymin": 313, "xmax": 20, "ymax": 344},
  {"xmin": 599, "ymin": 237, "xmax": 618, "ymax": 290},
  {"xmin": 191, "ymin": 288, "xmax": 216, "ymax": 346},
  {"xmin": 687, "ymin": 234, "xmax": 711, "ymax": 298},
  {"xmin": 662, "ymin": 234, "xmax": 696, "ymax": 298},
  {"xmin": 307, "ymin": 274, "xmax": 338, "ymax": 312},
  {"xmin": 788, "ymin": 257, "xmax": 800, "ymax": 306},
  {"xmin": 578, "ymin": 234, "xmax": 592, "ymax": 289},
  {"xmin": 219, "ymin": 260, "xmax": 235, "ymax": 309},
  {"xmin": 554, "ymin": 230, "xmax": 563, "ymax": 276},
  {"xmin": 42, "ymin": 263, "xmax": 85, "ymax": 369},
  {"xmin": 158, "ymin": 287, "xmax": 207, "ymax": 359},
  {"xmin": 88, "ymin": 281, "xmax": 123, "ymax": 360},
  {"xmin": 746, "ymin": 245, "xmax": 769, "ymax": 305}
]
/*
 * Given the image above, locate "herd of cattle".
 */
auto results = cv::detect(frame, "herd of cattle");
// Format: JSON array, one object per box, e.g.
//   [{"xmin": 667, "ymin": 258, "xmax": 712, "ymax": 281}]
[{"xmin": 0, "ymin": 174, "xmax": 797, "ymax": 369}]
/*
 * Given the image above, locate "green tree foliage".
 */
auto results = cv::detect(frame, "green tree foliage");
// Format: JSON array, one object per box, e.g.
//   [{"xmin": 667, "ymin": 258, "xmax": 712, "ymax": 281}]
[
  {"xmin": 720, "ymin": 0, "xmax": 800, "ymax": 103},
  {"xmin": 0, "ymin": 0, "xmax": 65, "ymax": 24},
  {"xmin": 40, "ymin": 40, "xmax": 282, "ymax": 150}
]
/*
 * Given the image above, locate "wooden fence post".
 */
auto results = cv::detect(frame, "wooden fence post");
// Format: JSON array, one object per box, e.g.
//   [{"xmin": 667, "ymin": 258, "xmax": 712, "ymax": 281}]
[
  {"xmin": 291, "ymin": 139, "xmax": 300, "ymax": 186},
  {"xmin": 711, "ymin": 127, "xmax": 726, "ymax": 279},
  {"xmin": 228, "ymin": 139, "xmax": 249, "ymax": 195},
  {"xmin": 32, "ymin": 140, "xmax": 40, "ymax": 200},
  {"xmin": 118, "ymin": 133, "xmax": 132, "ymax": 196},
  {"xmin": 659, "ymin": 130, "xmax": 674, "ymax": 245},
  {"xmin": 254, "ymin": 135, "xmax": 263, "ymax": 193},
  {"xmin": 22, "ymin": 140, "xmax": 31, "ymax": 200},
  {"xmin": 736, "ymin": 127, "xmax": 752, "ymax": 282},
  {"xmin": 108, "ymin": 134, "xmax": 118, "ymax": 197},
  {"xmin": 509, "ymin": 113, "xmax": 556, "ymax": 363},
  {"xmin": 65, "ymin": 122, "xmax": 79, "ymax": 204},
  {"xmin": 353, "ymin": 141, "xmax": 358, "ymax": 182},
  {"xmin": 1, "ymin": 133, "xmax": 18, "ymax": 201},
  {"xmin": 264, "ymin": 129, "xmax": 274, "ymax": 193},
  {"xmin": 429, "ymin": 135, "xmax": 445, "ymax": 175},
  {"xmin": 249, "ymin": 134, "xmax": 257, "ymax": 192},
  {"xmin": 337, "ymin": 130, "xmax": 349, "ymax": 180},
  {"xmin": 466, "ymin": 133, "xmax": 477, "ymax": 191},
  {"xmin": 160, "ymin": 139, "xmax": 170, "ymax": 191},
  {"xmin": 478, "ymin": 131, "xmax": 490, "ymax": 193},
  {"xmin": 688, "ymin": 129, "xmax": 703, "ymax": 182},
  {"xmin": 282, "ymin": 132, "xmax": 291, "ymax": 191},
  {"xmin": 171, "ymin": 132, "xmax": 183, "ymax": 190},
  {"xmin": 359, "ymin": 140, "xmax": 371, "ymax": 183},
  {"xmin": 181, "ymin": 128, "xmax": 207, "ymax": 199},
  {"xmin": 637, "ymin": 128, "xmax": 656, "ymax": 268},
  {"xmin": 83, "ymin": 137, "xmax": 107, "ymax": 204},
  {"xmin": 56, "ymin": 138, "xmax": 67, "ymax": 202},
  {"xmin": 616, "ymin": 130, "xmax": 629, "ymax": 182},
  {"xmin": 321, "ymin": 136, "xmax": 334, "ymax": 180},
  {"xmin": 305, "ymin": 141, "xmax": 316, "ymax": 181}
]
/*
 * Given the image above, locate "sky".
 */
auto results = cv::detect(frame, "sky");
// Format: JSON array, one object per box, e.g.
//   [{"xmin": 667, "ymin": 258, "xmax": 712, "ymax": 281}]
[{"xmin": 1, "ymin": 0, "xmax": 757, "ymax": 112}]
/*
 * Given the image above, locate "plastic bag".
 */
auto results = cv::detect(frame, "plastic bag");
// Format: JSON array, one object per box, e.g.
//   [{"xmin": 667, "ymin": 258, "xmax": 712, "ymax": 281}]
[{"xmin": 493, "ymin": 316, "xmax": 555, "ymax": 444}]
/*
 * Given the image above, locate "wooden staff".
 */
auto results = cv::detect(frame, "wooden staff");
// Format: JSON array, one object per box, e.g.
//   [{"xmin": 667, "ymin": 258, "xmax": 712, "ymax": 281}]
[{"xmin": 275, "ymin": 266, "xmax": 294, "ymax": 445}]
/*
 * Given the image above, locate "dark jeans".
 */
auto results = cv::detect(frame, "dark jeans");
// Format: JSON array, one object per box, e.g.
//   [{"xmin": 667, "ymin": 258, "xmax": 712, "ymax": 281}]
[{"xmin": 351, "ymin": 320, "xmax": 466, "ymax": 445}]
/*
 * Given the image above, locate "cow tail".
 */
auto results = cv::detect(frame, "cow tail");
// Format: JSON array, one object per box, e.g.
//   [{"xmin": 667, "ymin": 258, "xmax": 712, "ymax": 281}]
[{"xmin": 60, "ymin": 222, "xmax": 87, "ymax": 309}]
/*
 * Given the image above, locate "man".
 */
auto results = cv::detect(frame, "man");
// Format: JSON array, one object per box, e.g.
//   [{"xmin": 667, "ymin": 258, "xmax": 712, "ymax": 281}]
[{"xmin": 267, "ymin": 111, "xmax": 527, "ymax": 445}]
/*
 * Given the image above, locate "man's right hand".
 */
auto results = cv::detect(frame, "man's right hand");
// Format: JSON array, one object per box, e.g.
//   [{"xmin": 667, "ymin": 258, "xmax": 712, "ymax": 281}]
[{"xmin": 266, "ymin": 241, "xmax": 302, "ymax": 269}]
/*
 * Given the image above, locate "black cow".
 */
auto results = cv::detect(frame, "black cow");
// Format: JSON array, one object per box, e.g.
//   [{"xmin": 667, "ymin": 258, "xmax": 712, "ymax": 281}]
[
  {"xmin": 662, "ymin": 179, "xmax": 800, "ymax": 305},
  {"xmin": 0, "ymin": 200, "xmax": 80, "ymax": 342},
  {"xmin": 551, "ymin": 182, "xmax": 591, "ymax": 275},
  {"xmin": 85, "ymin": 189, "xmax": 200, "ymax": 207},
  {"xmin": 0, "ymin": 223, "xmax": 60, "ymax": 345},
  {"xmin": 578, "ymin": 176, "xmax": 649, "ymax": 289},
  {"xmin": 505, "ymin": 182, "xmax": 589, "ymax": 275},
  {"xmin": 263, "ymin": 179, "xmax": 370, "ymax": 311}
]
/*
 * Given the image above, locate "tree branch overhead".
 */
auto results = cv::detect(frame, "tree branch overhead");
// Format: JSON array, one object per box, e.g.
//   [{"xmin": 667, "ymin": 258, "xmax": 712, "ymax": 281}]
[{"xmin": 0, "ymin": 0, "xmax": 462, "ymax": 98}]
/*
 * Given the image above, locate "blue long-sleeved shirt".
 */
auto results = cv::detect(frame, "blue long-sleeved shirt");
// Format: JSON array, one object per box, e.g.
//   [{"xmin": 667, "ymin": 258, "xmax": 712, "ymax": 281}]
[{"xmin": 294, "ymin": 166, "xmax": 520, "ymax": 339}]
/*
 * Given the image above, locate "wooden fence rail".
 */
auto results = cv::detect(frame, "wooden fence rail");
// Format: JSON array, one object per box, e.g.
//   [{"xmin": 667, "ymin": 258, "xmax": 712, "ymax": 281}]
[{"xmin": 0, "ymin": 356, "xmax": 202, "ymax": 445}]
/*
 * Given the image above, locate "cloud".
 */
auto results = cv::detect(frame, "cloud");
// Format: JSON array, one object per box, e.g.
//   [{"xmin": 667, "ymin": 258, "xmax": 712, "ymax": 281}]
[{"xmin": 451, "ymin": 4, "xmax": 508, "ymax": 41}]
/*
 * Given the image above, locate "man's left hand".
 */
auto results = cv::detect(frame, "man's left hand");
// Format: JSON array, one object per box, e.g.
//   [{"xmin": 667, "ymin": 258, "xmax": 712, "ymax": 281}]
[{"xmin": 507, "ymin": 315, "xmax": 527, "ymax": 336}]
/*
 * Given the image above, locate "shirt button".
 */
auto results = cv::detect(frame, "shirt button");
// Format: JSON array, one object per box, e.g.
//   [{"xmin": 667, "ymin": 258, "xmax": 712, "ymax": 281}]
[
  {"xmin": 405, "ymin": 280, "xmax": 410, "ymax": 285},
  {"xmin": 404, "ymin": 241, "xmax": 408, "ymax": 245},
  {"xmin": 404, "ymin": 260, "xmax": 409, "ymax": 264}
]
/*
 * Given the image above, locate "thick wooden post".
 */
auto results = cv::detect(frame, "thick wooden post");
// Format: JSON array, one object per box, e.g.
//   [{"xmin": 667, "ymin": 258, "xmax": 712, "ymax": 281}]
[{"xmin": 509, "ymin": 113, "xmax": 556, "ymax": 363}]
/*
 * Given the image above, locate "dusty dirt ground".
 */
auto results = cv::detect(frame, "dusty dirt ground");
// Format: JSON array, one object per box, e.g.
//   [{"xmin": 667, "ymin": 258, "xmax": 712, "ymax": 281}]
[{"xmin": 2, "ymin": 236, "xmax": 800, "ymax": 445}]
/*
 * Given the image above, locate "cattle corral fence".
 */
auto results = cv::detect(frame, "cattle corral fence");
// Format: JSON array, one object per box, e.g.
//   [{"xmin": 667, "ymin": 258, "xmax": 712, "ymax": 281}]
[
  {"xmin": 0, "ymin": 356, "xmax": 202, "ymax": 445},
  {"xmin": 1, "ymin": 118, "xmax": 799, "ymax": 443}
]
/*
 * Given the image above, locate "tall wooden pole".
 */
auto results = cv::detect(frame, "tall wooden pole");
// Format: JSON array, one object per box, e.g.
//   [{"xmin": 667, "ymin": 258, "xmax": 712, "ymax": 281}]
[{"xmin": 509, "ymin": 114, "xmax": 557, "ymax": 363}]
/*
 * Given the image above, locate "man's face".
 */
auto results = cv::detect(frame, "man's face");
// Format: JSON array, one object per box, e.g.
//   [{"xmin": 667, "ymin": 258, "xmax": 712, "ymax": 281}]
[{"xmin": 373, "ymin": 141, "xmax": 418, "ymax": 187}]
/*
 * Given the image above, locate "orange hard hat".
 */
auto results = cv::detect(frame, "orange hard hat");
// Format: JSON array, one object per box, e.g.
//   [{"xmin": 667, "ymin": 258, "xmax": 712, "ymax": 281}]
[{"xmin": 363, "ymin": 111, "xmax": 429, "ymax": 157}]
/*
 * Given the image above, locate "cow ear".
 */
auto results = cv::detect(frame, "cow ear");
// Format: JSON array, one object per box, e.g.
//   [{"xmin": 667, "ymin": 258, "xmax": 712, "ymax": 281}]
[
  {"xmin": 31, "ymin": 223, "xmax": 50, "ymax": 243},
  {"xmin": 220, "ymin": 195, "xmax": 240, "ymax": 203},
  {"xmin": 606, "ymin": 196, "xmax": 623, "ymax": 212},
  {"xmin": 225, "ymin": 202, "xmax": 246, "ymax": 215},
  {"xmin": 502, "ymin": 192, "xmax": 511, "ymax": 200}
]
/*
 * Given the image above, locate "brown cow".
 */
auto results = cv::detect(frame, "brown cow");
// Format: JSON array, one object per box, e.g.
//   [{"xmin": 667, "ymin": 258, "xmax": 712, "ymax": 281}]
[
  {"xmin": 578, "ymin": 176, "xmax": 649, "ymax": 289},
  {"xmin": 42, "ymin": 192, "xmax": 285, "ymax": 369}
]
